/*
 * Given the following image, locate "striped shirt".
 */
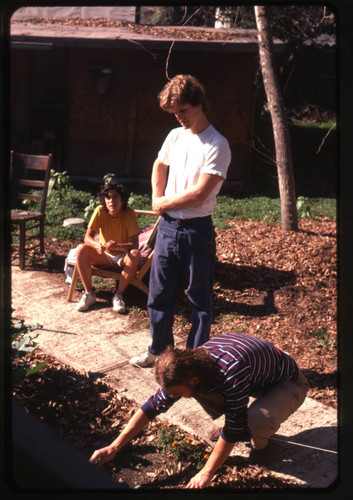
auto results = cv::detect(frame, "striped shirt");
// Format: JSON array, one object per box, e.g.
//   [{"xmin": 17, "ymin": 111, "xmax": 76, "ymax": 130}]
[{"xmin": 141, "ymin": 333, "xmax": 299, "ymax": 442}]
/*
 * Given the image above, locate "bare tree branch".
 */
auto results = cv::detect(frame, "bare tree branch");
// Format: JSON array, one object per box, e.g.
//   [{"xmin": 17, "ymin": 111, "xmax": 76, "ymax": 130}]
[
  {"xmin": 165, "ymin": 6, "xmax": 204, "ymax": 80},
  {"xmin": 316, "ymin": 122, "xmax": 336, "ymax": 154}
]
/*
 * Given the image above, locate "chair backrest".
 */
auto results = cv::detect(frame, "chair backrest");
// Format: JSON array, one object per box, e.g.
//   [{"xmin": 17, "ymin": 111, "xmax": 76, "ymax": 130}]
[
  {"xmin": 134, "ymin": 210, "xmax": 159, "ymax": 249},
  {"xmin": 10, "ymin": 151, "xmax": 53, "ymax": 213}
]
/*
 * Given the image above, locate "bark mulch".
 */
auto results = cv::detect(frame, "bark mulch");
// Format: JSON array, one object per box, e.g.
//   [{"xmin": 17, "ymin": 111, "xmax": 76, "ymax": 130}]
[{"xmin": 11, "ymin": 216, "xmax": 337, "ymax": 488}]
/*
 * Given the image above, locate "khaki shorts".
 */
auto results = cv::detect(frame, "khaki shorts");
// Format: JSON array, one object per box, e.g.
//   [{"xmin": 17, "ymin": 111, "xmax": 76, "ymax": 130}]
[{"xmin": 247, "ymin": 370, "xmax": 310, "ymax": 449}]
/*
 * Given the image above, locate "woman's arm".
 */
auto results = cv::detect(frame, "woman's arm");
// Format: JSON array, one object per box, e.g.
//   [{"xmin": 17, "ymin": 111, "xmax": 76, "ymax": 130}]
[
  {"xmin": 89, "ymin": 409, "xmax": 151, "ymax": 465},
  {"xmin": 84, "ymin": 227, "xmax": 98, "ymax": 246},
  {"xmin": 104, "ymin": 233, "xmax": 139, "ymax": 253},
  {"xmin": 83, "ymin": 227, "xmax": 107, "ymax": 254}
]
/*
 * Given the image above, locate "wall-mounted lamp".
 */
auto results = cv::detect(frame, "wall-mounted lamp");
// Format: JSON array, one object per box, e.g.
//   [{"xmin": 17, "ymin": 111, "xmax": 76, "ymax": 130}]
[{"xmin": 89, "ymin": 64, "xmax": 114, "ymax": 95}]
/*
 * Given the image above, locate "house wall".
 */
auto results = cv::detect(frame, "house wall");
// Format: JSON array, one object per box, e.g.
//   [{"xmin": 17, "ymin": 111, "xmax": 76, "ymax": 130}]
[
  {"xmin": 11, "ymin": 43, "xmax": 258, "ymax": 186},
  {"xmin": 11, "ymin": 46, "xmax": 68, "ymax": 169}
]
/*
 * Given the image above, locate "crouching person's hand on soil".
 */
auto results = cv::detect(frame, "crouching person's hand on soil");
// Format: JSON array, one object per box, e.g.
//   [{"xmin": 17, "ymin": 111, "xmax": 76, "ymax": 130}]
[
  {"xmin": 90, "ymin": 446, "xmax": 117, "ymax": 466},
  {"xmin": 186, "ymin": 469, "xmax": 214, "ymax": 489},
  {"xmin": 186, "ymin": 436, "xmax": 235, "ymax": 489},
  {"xmin": 89, "ymin": 409, "xmax": 150, "ymax": 467}
]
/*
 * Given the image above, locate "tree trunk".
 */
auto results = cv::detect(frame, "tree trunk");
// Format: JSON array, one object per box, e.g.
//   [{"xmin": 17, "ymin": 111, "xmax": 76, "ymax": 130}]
[{"xmin": 254, "ymin": 5, "xmax": 298, "ymax": 231}]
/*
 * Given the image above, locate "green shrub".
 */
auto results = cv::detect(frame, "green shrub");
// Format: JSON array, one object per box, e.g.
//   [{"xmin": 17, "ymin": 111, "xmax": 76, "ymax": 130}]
[
  {"xmin": 23, "ymin": 185, "xmax": 92, "ymax": 224},
  {"xmin": 47, "ymin": 188, "xmax": 92, "ymax": 223},
  {"xmin": 44, "ymin": 187, "xmax": 92, "ymax": 240},
  {"xmin": 47, "ymin": 170, "xmax": 72, "ymax": 197},
  {"xmin": 12, "ymin": 319, "xmax": 47, "ymax": 384},
  {"xmin": 45, "ymin": 223, "xmax": 86, "ymax": 242},
  {"xmin": 128, "ymin": 193, "xmax": 152, "ymax": 211},
  {"xmin": 296, "ymin": 196, "xmax": 311, "ymax": 218},
  {"xmin": 128, "ymin": 193, "xmax": 156, "ymax": 228},
  {"xmin": 83, "ymin": 196, "xmax": 100, "ymax": 221},
  {"xmin": 306, "ymin": 198, "xmax": 337, "ymax": 220}
]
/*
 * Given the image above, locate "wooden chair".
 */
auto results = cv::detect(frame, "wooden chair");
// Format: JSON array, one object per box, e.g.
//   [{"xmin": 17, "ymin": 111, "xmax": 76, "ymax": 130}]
[
  {"xmin": 10, "ymin": 151, "xmax": 53, "ymax": 269},
  {"xmin": 67, "ymin": 211, "xmax": 159, "ymax": 300}
]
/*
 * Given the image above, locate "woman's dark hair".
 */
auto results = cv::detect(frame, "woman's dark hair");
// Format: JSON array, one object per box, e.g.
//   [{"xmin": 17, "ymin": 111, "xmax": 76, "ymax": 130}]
[
  {"xmin": 98, "ymin": 182, "xmax": 130, "ymax": 211},
  {"xmin": 154, "ymin": 346, "xmax": 216, "ymax": 392}
]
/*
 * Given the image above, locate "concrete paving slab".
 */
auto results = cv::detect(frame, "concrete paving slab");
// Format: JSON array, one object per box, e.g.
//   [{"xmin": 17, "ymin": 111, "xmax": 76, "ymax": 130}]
[{"xmin": 11, "ymin": 265, "xmax": 338, "ymax": 488}]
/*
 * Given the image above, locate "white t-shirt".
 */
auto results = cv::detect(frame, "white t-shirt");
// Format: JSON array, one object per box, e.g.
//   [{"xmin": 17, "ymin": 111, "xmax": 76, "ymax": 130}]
[{"xmin": 158, "ymin": 124, "xmax": 231, "ymax": 219}]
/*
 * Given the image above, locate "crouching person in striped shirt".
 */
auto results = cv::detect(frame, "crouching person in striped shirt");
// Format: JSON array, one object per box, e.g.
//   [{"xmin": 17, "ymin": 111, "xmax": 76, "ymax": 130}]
[{"xmin": 89, "ymin": 333, "xmax": 309, "ymax": 488}]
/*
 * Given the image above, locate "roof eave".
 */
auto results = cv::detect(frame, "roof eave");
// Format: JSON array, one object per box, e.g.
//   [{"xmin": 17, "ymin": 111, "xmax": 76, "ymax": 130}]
[{"xmin": 10, "ymin": 33, "xmax": 284, "ymax": 53}]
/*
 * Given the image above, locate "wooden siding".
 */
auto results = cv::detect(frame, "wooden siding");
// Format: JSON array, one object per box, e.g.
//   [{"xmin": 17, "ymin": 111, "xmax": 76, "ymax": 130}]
[{"xmin": 11, "ymin": 43, "xmax": 257, "ymax": 185}]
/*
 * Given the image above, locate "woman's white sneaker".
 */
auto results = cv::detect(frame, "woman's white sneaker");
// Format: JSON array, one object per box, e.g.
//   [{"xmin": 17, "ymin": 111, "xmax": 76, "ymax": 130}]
[
  {"xmin": 112, "ymin": 292, "xmax": 126, "ymax": 313},
  {"xmin": 75, "ymin": 292, "xmax": 96, "ymax": 311}
]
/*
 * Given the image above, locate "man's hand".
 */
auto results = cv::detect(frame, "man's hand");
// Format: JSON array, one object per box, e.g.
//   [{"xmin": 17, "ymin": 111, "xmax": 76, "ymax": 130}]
[
  {"xmin": 89, "ymin": 445, "xmax": 117, "ymax": 466},
  {"xmin": 185, "ymin": 469, "xmax": 213, "ymax": 488},
  {"xmin": 185, "ymin": 436, "xmax": 234, "ymax": 488},
  {"xmin": 89, "ymin": 409, "xmax": 150, "ymax": 469},
  {"xmin": 152, "ymin": 196, "xmax": 168, "ymax": 215},
  {"xmin": 152, "ymin": 172, "xmax": 222, "ymax": 216}
]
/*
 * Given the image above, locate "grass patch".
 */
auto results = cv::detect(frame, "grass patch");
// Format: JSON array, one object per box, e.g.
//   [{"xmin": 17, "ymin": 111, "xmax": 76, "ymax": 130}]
[
  {"xmin": 212, "ymin": 195, "xmax": 336, "ymax": 228},
  {"xmin": 290, "ymin": 119, "xmax": 336, "ymax": 130}
]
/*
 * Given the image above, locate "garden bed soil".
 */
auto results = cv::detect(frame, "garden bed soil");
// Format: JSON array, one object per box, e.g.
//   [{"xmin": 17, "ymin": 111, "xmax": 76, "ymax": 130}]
[
  {"xmin": 11, "ymin": 217, "xmax": 337, "ymax": 488},
  {"xmin": 12, "ymin": 351, "xmax": 301, "ymax": 489}
]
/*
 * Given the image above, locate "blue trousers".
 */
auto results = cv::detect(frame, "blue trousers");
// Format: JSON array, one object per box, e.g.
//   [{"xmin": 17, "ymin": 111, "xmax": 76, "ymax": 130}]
[{"xmin": 147, "ymin": 213, "xmax": 216, "ymax": 355}]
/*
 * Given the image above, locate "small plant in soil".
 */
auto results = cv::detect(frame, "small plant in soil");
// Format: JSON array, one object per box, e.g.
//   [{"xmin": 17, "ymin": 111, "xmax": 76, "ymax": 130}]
[
  {"xmin": 309, "ymin": 327, "xmax": 336, "ymax": 349},
  {"xmin": 155, "ymin": 423, "xmax": 212, "ymax": 470},
  {"xmin": 11, "ymin": 318, "xmax": 47, "ymax": 384}
]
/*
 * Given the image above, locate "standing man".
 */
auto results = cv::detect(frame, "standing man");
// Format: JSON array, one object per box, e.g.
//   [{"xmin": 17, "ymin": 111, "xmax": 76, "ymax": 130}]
[
  {"xmin": 130, "ymin": 74, "xmax": 231, "ymax": 367},
  {"xmin": 91, "ymin": 333, "xmax": 310, "ymax": 488}
]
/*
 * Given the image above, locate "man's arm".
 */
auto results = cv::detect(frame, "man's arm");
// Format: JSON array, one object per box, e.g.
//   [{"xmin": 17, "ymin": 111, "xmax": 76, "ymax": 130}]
[
  {"xmin": 186, "ymin": 435, "xmax": 234, "ymax": 488},
  {"xmin": 151, "ymin": 158, "xmax": 168, "ymax": 200},
  {"xmin": 89, "ymin": 409, "xmax": 150, "ymax": 465},
  {"xmin": 151, "ymin": 157, "xmax": 222, "ymax": 215}
]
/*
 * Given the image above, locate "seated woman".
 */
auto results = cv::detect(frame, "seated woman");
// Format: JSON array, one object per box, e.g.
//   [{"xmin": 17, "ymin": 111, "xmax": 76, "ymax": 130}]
[{"xmin": 75, "ymin": 182, "xmax": 141, "ymax": 314}]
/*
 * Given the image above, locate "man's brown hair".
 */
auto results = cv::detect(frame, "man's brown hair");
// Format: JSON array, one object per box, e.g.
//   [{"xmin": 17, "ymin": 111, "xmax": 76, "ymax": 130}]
[
  {"xmin": 158, "ymin": 74, "xmax": 210, "ymax": 113},
  {"xmin": 154, "ymin": 346, "xmax": 215, "ymax": 392}
]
